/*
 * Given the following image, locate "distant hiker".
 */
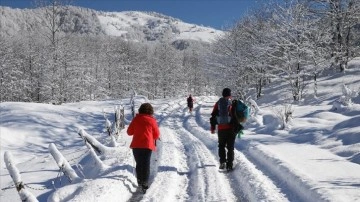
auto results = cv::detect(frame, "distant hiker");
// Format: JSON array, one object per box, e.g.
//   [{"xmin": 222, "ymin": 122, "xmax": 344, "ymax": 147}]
[
  {"xmin": 127, "ymin": 103, "xmax": 160, "ymax": 192},
  {"xmin": 210, "ymin": 88, "xmax": 236, "ymax": 171},
  {"xmin": 187, "ymin": 94, "xmax": 194, "ymax": 112}
]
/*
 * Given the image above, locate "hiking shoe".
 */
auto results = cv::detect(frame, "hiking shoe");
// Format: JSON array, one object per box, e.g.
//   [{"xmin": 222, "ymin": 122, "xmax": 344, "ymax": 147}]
[
  {"xmin": 219, "ymin": 163, "xmax": 226, "ymax": 169},
  {"xmin": 142, "ymin": 184, "xmax": 149, "ymax": 190},
  {"xmin": 226, "ymin": 162, "xmax": 233, "ymax": 171},
  {"xmin": 141, "ymin": 183, "xmax": 149, "ymax": 194}
]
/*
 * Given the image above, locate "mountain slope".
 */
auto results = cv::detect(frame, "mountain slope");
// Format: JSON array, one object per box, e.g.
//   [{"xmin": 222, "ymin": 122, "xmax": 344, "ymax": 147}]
[{"xmin": 0, "ymin": 6, "xmax": 223, "ymax": 43}]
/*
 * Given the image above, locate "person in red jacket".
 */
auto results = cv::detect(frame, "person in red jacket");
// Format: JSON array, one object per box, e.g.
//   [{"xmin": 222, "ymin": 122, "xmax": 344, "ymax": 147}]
[
  {"xmin": 187, "ymin": 94, "xmax": 194, "ymax": 112},
  {"xmin": 210, "ymin": 88, "xmax": 235, "ymax": 170},
  {"xmin": 127, "ymin": 103, "xmax": 160, "ymax": 192}
]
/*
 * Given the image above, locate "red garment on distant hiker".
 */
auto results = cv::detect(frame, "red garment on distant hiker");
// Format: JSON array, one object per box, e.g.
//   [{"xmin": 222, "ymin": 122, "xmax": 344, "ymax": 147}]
[{"xmin": 127, "ymin": 114, "xmax": 160, "ymax": 151}]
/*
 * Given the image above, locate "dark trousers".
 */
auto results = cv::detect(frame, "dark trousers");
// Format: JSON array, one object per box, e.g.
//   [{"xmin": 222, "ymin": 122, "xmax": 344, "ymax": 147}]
[
  {"xmin": 188, "ymin": 103, "xmax": 193, "ymax": 111},
  {"xmin": 133, "ymin": 148, "xmax": 152, "ymax": 186},
  {"xmin": 218, "ymin": 129, "xmax": 236, "ymax": 164}
]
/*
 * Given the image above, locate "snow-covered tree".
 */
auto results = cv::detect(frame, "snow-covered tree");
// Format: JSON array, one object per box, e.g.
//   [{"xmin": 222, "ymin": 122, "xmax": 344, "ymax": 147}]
[
  {"xmin": 307, "ymin": 0, "xmax": 360, "ymax": 72},
  {"xmin": 235, "ymin": 12, "xmax": 274, "ymax": 99},
  {"xmin": 263, "ymin": 1, "xmax": 323, "ymax": 101},
  {"xmin": 211, "ymin": 23, "xmax": 252, "ymax": 100},
  {"xmin": 182, "ymin": 47, "xmax": 208, "ymax": 96},
  {"xmin": 149, "ymin": 41, "xmax": 182, "ymax": 98},
  {"xmin": 0, "ymin": 34, "xmax": 14, "ymax": 102}
]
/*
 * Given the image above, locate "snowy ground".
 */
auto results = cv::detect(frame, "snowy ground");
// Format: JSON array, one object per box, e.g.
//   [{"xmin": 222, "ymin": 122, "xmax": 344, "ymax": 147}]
[{"xmin": 1, "ymin": 61, "xmax": 360, "ymax": 202}]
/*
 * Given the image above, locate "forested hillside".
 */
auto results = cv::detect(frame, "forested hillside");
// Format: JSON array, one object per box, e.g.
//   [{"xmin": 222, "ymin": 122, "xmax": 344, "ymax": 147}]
[
  {"xmin": 1, "ymin": 4, "xmax": 220, "ymax": 103},
  {"xmin": 1, "ymin": 0, "xmax": 359, "ymax": 105}
]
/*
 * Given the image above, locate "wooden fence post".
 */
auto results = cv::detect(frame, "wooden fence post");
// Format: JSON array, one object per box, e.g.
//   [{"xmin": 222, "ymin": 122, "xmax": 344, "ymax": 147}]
[
  {"xmin": 48, "ymin": 143, "xmax": 81, "ymax": 183},
  {"xmin": 4, "ymin": 151, "xmax": 39, "ymax": 202}
]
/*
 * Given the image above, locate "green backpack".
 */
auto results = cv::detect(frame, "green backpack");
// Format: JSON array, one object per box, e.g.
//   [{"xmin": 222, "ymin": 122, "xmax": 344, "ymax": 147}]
[{"xmin": 231, "ymin": 99, "xmax": 250, "ymax": 123}]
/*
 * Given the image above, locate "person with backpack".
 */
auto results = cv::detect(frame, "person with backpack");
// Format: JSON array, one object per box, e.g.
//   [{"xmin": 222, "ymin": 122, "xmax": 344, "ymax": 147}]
[
  {"xmin": 187, "ymin": 94, "xmax": 194, "ymax": 112},
  {"xmin": 210, "ymin": 88, "xmax": 236, "ymax": 170},
  {"xmin": 127, "ymin": 103, "xmax": 160, "ymax": 193}
]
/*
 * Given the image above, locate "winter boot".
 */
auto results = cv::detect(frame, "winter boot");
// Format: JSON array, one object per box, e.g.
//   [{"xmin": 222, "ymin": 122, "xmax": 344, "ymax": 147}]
[
  {"xmin": 219, "ymin": 162, "xmax": 226, "ymax": 169},
  {"xmin": 226, "ymin": 162, "xmax": 233, "ymax": 171},
  {"xmin": 141, "ymin": 183, "xmax": 149, "ymax": 194}
]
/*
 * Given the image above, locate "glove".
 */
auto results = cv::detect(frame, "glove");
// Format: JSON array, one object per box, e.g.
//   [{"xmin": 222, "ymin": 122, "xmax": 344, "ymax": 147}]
[
  {"xmin": 210, "ymin": 116, "xmax": 217, "ymax": 126},
  {"xmin": 237, "ymin": 130, "xmax": 244, "ymax": 138}
]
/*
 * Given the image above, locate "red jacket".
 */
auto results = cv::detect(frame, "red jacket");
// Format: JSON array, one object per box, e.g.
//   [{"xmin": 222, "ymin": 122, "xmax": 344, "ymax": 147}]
[{"xmin": 127, "ymin": 114, "xmax": 160, "ymax": 151}]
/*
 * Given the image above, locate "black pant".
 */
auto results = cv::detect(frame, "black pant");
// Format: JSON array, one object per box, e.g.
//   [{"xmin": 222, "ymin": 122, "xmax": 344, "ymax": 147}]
[
  {"xmin": 188, "ymin": 103, "xmax": 193, "ymax": 111},
  {"xmin": 218, "ymin": 129, "xmax": 236, "ymax": 164},
  {"xmin": 133, "ymin": 148, "xmax": 152, "ymax": 186}
]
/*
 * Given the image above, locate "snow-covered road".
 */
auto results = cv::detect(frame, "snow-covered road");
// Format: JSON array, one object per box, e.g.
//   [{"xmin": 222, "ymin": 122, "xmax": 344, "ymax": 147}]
[
  {"xmin": 138, "ymin": 96, "xmax": 360, "ymax": 202},
  {"xmin": 147, "ymin": 97, "xmax": 288, "ymax": 202},
  {"xmin": 1, "ymin": 96, "xmax": 360, "ymax": 202}
]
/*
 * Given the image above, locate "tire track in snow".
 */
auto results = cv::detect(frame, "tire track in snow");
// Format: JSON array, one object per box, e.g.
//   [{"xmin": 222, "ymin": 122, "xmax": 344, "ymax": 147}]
[
  {"xmin": 175, "ymin": 106, "xmax": 237, "ymax": 201},
  {"xmin": 238, "ymin": 143, "xmax": 326, "ymax": 202},
  {"xmin": 131, "ymin": 99, "xmax": 188, "ymax": 201},
  {"xmin": 142, "ymin": 126, "xmax": 189, "ymax": 201},
  {"xmin": 151, "ymin": 99, "xmax": 236, "ymax": 201},
  {"xmin": 185, "ymin": 99, "xmax": 289, "ymax": 202},
  {"xmin": 128, "ymin": 99, "xmax": 189, "ymax": 201}
]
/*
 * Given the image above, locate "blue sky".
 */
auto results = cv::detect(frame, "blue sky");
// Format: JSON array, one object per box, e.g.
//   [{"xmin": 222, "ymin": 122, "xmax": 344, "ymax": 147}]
[{"xmin": 0, "ymin": 0, "xmax": 263, "ymax": 29}]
